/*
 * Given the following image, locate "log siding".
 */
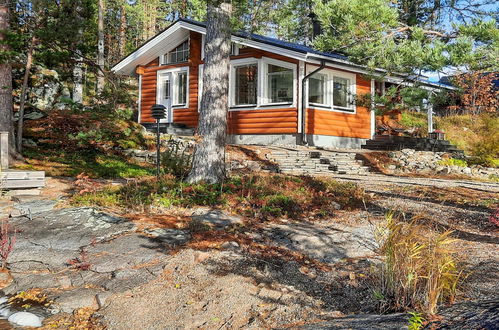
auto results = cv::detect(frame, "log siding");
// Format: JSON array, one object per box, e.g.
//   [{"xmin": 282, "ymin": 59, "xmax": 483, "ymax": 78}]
[{"xmin": 138, "ymin": 31, "xmax": 371, "ymax": 139}]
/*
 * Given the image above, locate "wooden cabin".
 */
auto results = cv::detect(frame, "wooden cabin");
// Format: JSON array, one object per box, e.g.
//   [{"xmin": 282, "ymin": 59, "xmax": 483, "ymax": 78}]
[{"xmin": 112, "ymin": 18, "xmax": 451, "ymax": 148}]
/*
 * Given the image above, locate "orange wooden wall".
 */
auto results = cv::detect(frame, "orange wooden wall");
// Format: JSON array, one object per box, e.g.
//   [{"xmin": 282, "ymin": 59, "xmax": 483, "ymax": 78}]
[
  {"xmin": 305, "ymin": 72, "xmax": 372, "ymax": 139},
  {"xmin": 138, "ymin": 31, "xmax": 371, "ymax": 139},
  {"xmin": 139, "ymin": 31, "xmax": 201, "ymax": 125}
]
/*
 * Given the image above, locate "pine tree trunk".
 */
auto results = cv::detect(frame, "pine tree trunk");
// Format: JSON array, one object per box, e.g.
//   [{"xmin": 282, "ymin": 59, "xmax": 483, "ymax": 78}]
[
  {"xmin": 0, "ymin": 4, "xmax": 15, "ymax": 157},
  {"xmin": 118, "ymin": 5, "xmax": 127, "ymax": 58},
  {"xmin": 96, "ymin": 0, "xmax": 105, "ymax": 94},
  {"xmin": 187, "ymin": 1, "xmax": 232, "ymax": 184},
  {"xmin": 16, "ymin": 35, "xmax": 36, "ymax": 153}
]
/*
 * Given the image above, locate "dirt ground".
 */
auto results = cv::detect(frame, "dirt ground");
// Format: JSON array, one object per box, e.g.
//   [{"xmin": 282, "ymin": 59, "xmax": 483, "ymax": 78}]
[{"xmin": 1, "ymin": 173, "xmax": 498, "ymax": 329}]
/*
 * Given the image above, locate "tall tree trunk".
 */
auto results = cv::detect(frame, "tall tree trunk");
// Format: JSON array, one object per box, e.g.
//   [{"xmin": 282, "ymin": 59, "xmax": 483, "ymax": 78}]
[
  {"xmin": 72, "ymin": 48, "xmax": 84, "ymax": 103},
  {"xmin": 118, "ymin": 5, "xmax": 127, "ymax": 58},
  {"xmin": 96, "ymin": 0, "xmax": 105, "ymax": 94},
  {"xmin": 187, "ymin": 1, "xmax": 232, "ymax": 184},
  {"xmin": 16, "ymin": 35, "xmax": 36, "ymax": 153},
  {"xmin": 0, "ymin": 4, "xmax": 15, "ymax": 157}
]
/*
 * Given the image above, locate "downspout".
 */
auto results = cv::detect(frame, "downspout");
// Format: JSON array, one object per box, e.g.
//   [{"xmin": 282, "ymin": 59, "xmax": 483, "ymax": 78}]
[{"xmin": 301, "ymin": 60, "xmax": 325, "ymax": 145}]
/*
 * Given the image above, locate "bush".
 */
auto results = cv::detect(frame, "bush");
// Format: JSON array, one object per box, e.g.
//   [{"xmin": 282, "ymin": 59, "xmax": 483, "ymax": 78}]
[
  {"xmin": 438, "ymin": 158, "xmax": 468, "ymax": 167},
  {"xmin": 400, "ymin": 111, "xmax": 428, "ymax": 132},
  {"xmin": 373, "ymin": 212, "xmax": 461, "ymax": 316},
  {"xmin": 161, "ymin": 138, "xmax": 193, "ymax": 179},
  {"xmin": 437, "ymin": 114, "xmax": 499, "ymax": 167}
]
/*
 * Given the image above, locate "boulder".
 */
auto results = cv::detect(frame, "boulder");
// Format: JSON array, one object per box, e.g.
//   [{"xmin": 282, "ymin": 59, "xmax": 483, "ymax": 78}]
[{"xmin": 8, "ymin": 311, "xmax": 43, "ymax": 327}]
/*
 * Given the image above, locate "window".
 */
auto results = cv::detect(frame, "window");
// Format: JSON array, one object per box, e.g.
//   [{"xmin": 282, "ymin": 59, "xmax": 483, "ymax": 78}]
[
  {"xmin": 177, "ymin": 71, "xmax": 187, "ymax": 105},
  {"xmin": 374, "ymin": 80, "xmax": 385, "ymax": 97},
  {"xmin": 234, "ymin": 64, "xmax": 258, "ymax": 106},
  {"xmin": 229, "ymin": 57, "xmax": 296, "ymax": 108},
  {"xmin": 308, "ymin": 73, "xmax": 328, "ymax": 105},
  {"xmin": 307, "ymin": 68, "xmax": 355, "ymax": 113},
  {"xmin": 165, "ymin": 40, "xmax": 189, "ymax": 64},
  {"xmin": 267, "ymin": 64, "xmax": 293, "ymax": 103},
  {"xmin": 333, "ymin": 77, "xmax": 350, "ymax": 108},
  {"xmin": 163, "ymin": 79, "xmax": 171, "ymax": 100}
]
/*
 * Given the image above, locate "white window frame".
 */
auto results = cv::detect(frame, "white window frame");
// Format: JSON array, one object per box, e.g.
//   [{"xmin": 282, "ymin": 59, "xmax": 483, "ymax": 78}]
[
  {"xmin": 306, "ymin": 67, "xmax": 357, "ymax": 114},
  {"xmin": 156, "ymin": 66, "xmax": 189, "ymax": 108},
  {"xmin": 229, "ymin": 57, "xmax": 260, "ymax": 108},
  {"xmin": 308, "ymin": 72, "xmax": 330, "ymax": 109},
  {"xmin": 161, "ymin": 38, "xmax": 190, "ymax": 65},
  {"xmin": 261, "ymin": 57, "xmax": 297, "ymax": 106},
  {"xmin": 227, "ymin": 57, "xmax": 298, "ymax": 110}
]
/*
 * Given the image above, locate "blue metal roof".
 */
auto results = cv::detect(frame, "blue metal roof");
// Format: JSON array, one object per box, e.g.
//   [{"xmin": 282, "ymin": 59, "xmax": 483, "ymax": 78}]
[{"xmin": 179, "ymin": 18, "xmax": 348, "ymax": 61}]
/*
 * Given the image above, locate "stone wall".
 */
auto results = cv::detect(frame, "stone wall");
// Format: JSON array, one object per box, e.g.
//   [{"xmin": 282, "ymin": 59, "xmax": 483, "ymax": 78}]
[{"xmin": 385, "ymin": 149, "xmax": 499, "ymax": 179}]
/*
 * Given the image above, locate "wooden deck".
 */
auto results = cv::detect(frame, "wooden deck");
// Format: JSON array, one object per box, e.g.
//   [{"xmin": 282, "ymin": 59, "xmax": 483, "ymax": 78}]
[{"xmin": 1, "ymin": 170, "xmax": 45, "ymax": 189}]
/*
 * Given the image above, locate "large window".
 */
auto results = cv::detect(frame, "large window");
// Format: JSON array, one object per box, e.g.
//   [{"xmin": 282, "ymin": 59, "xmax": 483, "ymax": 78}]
[
  {"xmin": 228, "ymin": 57, "xmax": 296, "ymax": 108},
  {"xmin": 307, "ymin": 69, "xmax": 355, "ymax": 113},
  {"xmin": 267, "ymin": 64, "xmax": 293, "ymax": 103},
  {"xmin": 234, "ymin": 64, "xmax": 258, "ymax": 106},
  {"xmin": 165, "ymin": 40, "xmax": 189, "ymax": 64}
]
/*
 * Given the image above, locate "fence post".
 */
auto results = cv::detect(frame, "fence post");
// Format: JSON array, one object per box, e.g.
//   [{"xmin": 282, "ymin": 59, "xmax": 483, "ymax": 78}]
[{"xmin": 0, "ymin": 132, "xmax": 8, "ymax": 170}]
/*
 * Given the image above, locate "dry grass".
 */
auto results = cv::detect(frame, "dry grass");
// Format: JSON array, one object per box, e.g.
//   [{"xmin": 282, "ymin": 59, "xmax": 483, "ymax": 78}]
[
  {"xmin": 72, "ymin": 173, "xmax": 370, "ymax": 220},
  {"xmin": 374, "ymin": 212, "xmax": 462, "ymax": 316},
  {"xmin": 41, "ymin": 307, "xmax": 105, "ymax": 329}
]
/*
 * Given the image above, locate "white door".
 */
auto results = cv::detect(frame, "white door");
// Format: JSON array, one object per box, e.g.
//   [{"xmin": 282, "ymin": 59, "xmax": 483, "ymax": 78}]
[{"xmin": 158, "ymin": 73, "xmax": 173, "ymax": 123}]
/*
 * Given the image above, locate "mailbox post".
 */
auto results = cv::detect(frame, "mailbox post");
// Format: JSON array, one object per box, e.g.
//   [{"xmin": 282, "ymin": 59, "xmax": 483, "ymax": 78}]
[{"xmin": 151, "ymin": 104, "xmax": 166, "ymax": 179}]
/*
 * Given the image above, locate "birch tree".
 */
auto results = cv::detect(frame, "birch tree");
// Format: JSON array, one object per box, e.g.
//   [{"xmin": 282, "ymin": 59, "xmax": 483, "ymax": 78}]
[{"xmin": 187, "ymin": 0, "xmax": 232, "ymax": 184}]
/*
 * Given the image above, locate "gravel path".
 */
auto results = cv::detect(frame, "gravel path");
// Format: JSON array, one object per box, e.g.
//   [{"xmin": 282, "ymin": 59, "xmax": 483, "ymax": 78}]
[{"xmin": 332, "ymin": 173, "xmax": 499, "ymax": 192}]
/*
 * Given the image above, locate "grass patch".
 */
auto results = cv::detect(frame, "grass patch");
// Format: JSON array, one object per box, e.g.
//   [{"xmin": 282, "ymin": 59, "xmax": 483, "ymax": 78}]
[
  {"xmin": 72, "ymin": 173, "xmax": 370, "ymax": 219},
  {"xmin": 18, "ymin": 148, "xmax": 153, "ymax": 178},
  {"xmin": 373, "ymin": 212, "xmax": 462, "ymax": 316}
]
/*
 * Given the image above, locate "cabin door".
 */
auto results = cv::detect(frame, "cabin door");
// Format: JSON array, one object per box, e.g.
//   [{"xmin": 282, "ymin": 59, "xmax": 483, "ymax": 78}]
[{"xmin": 158, "ymin": 72, "xmax": 173, "ymax": 123}]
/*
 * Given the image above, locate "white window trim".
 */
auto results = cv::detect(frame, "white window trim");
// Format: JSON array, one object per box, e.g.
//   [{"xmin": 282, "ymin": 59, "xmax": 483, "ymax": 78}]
[
  {"xmin": 161, "ymin": 38, "xmax": 190, "ymax": 65},
  {"xmin": 230, "ymin": 57, "xmax": 259, "ymax": 108},
  {"xmin": 261, "ymin": 56, "xmax": 297, "ymax": 106},
  {"xmin": 306, "ymin": 67, "xmax": 357, "ymax": 114},
  {"xmin": 156, "ymin": 66, "xmax": 189, "ymax": 109},
  {"xmin": 308, "ymin": 72, "xmax": 330, "ymax": 109},
  {"xmin": 228, "ymin": 57, "xmax": 298, "ymax": 110}
]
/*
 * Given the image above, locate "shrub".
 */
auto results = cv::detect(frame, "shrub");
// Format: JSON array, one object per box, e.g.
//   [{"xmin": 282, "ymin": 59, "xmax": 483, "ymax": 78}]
[
  {"xmin": 0, "ymin": 219, "xmax": 16, "ymax": 269},
  {"xmin": 374, "ymin": 212, "xmax": 461, "ymax": 316},
  {"xmin": 161, "ymin": 138, "xmax": 193, "ymax": 179},
  {"xmin": 400, "ymin": 111, "xmax": 428, "ymax": 132},
  {"xmin": 438, "ymin": 158, "xmax": 468, "ymax": 167},
  {"xmin": 436, "ymin": 114, "xmax": 499, "ymax": 167}
]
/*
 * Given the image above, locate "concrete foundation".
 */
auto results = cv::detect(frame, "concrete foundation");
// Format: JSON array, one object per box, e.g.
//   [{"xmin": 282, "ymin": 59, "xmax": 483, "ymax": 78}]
[
  {"xmin": 228, "ymin": 134, "xmax": 300, "ymax": 146},
  {"xmin": 305, "ymin": 134, "xmax": 367, "ymax": 149},
  {"xmin": 228, "ymin": 133, "xmax": 366, "ymax": 149}
]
